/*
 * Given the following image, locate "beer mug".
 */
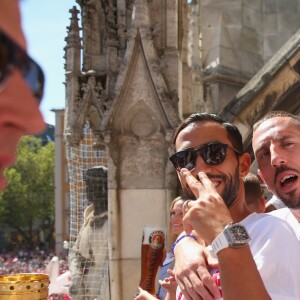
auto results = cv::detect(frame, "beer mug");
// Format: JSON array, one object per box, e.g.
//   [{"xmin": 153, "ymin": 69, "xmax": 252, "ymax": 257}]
[
  {"xmin": 0, "ymin": 273, "xmax": 49, "ymax": 300},
  {"xmin": 139, "ymin": 225, "xmax": 166, "ymax": 295}
]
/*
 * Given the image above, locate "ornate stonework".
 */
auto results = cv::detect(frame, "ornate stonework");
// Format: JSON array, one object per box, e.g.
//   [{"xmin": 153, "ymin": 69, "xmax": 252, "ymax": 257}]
[{"xmin": 64, "ymin": 0, "xmax": 300, "ymax": 298}]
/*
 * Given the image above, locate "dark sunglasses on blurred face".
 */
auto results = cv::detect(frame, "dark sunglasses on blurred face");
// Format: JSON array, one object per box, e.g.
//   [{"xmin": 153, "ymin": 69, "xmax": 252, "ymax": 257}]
[
  {"xmin": 169, "ymin": 142, "xmax": 241, "ymax": 171},
  {"xmin": 0, "ymin": 30, "xmax": 44, "ymax": 104}
]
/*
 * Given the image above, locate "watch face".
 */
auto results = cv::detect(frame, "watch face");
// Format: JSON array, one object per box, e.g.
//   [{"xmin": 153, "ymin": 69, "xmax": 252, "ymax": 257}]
[{"xmin": 226, "ymin": 224, "xmax": 250, "ymax": 247}]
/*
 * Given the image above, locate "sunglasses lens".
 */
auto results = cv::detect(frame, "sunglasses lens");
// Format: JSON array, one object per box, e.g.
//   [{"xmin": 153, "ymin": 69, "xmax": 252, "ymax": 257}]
[
  {"xmin": 0, "ymin": 31, "xmax": 44, "ymax": 104},
  {"xmin": 171, "ymin": 150, "xmax": 197, "ymax": 170},
  {"xmin": 201, "ymin": 143, "xmax": 227, "ymax": 165},
  {"xmin": 0, "ymin": 35, "xmax": 11, "ymax": 81},
  {"xmin": 23, "ymin": 58, "xmax": 45, "ymax": 103},
  {"xmin": 170, "ymin": 143, "xmax": 230, "ymax": 170}
]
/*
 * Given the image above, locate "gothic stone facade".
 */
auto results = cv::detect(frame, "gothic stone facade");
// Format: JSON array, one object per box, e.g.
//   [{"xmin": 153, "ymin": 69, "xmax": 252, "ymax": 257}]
[{"xmin": 64, "ymin": 0, "xmax": 300, "ymax": 299}]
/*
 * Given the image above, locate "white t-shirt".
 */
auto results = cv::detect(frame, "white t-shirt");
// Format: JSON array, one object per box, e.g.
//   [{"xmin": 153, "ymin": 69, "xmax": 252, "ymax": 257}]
[
  {"xmin": 270, "ymin": 207, "xmax": 300, "ymax": 241},
  {"xmin": 176, "ymin": 213, "xmax": 300, "ymax": 300},
  {"xmin": 266, "ymin": 195, "xmax": 286, "ymax": 209}
]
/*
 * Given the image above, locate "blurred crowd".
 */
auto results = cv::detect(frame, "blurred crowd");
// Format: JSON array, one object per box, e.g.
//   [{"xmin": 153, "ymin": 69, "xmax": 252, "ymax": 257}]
[{"xmin": 0, "ymin": 249, "xmax": 69, "ymax": 275}]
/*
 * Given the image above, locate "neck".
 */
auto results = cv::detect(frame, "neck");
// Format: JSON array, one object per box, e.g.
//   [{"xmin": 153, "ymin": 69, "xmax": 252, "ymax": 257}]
[{"xmin": 229, "ymin": 183, "xmax": 252, "ymax": 222}]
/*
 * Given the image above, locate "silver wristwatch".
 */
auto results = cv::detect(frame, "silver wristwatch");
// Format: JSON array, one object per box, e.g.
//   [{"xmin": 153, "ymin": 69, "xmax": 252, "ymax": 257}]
[{"xmin": 210, "ymin": 222, "xmax": 250, "ymax": 255}]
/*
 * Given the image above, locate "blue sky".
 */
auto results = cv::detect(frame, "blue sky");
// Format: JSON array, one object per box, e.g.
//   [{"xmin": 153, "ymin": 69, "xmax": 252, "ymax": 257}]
[{"xmin": 20, "ymin": 1, "xmax": 80, "ymax": 125}]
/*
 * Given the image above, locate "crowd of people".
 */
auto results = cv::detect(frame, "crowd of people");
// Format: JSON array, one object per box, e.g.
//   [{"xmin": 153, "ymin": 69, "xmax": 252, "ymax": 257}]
[{"xmin": 0, "ymin": 249, "xmax": 69, "ymax": 275}]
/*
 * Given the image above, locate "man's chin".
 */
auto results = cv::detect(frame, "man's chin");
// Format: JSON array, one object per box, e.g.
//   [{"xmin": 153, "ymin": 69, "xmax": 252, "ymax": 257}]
[{"xmin": 277, "ymin": 193, "xmax": 300, "ymax": 209}]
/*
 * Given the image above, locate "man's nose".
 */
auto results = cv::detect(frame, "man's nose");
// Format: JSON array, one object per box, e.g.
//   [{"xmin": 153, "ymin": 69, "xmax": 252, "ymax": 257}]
[
  {"xmin": 192, "ymin": 153, "xmax": 212, "ymax": 175},
  {"xmin": 270, "ymin": 144, "xmax": 286, "ymax": 168}
]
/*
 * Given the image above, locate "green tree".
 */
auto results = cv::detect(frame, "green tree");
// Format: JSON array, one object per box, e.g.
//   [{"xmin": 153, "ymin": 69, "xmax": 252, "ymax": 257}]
[{"xmin": 0, "ymin": 136, "xmax": 55, "ymax": 250}]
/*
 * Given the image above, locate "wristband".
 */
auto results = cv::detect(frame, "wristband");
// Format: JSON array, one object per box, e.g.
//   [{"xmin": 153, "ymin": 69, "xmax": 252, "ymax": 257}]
[{"xmin": 171, "ymin": 234, "xmax": 197, "ymax": 255}]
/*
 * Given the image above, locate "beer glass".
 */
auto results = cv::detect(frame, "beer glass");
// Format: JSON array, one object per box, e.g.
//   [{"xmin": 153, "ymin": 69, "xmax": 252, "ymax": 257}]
[
  {"xmin": 0, "ymin": 273, "xmax": 49, "ymax": 300},
  {"xmin": 139, "ymin": 225, "xmax": 166, "ymax": 295}
]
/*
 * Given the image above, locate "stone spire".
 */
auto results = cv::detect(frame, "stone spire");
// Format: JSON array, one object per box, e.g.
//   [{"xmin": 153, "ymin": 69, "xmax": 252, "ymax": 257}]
[
  {"xmin": 64, "ymin": 6, "xmax": 81, "ymax": 73},
  {"xmin": 187, "ymin": 0, "xmax": 213, "ymax": 112},
  {"xmin": 64, "ymin": 6, "xmax": 82, "ymax": 145}
]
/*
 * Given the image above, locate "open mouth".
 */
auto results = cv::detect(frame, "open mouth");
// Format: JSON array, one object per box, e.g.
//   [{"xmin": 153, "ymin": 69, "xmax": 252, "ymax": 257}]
[
  {"xmin": 280, "ymin": 175, "xmax": 298, "ymax": 187},
  {"xmin": 279, "ymin": 174, "xmax": 298, "ymax": 192},
  {"xmin": 173, "ymin": 223, "xmax": 183, "ymax": 227},
  {"xmin": 210, "ymin": 178, "xmax": 223, "ymax": 188}
]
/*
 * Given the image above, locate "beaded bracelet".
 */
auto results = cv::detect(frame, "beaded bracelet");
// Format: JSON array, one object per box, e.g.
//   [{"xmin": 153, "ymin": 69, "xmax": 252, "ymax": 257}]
[{"xmin": 171, "ymin": 234, "xmax": 197, "ymax": 255}]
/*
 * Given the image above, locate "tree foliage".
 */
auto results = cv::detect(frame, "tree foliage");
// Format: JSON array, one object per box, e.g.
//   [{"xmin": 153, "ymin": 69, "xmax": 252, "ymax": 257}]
[{"xmin": 0, "ymin": 136, "xmax": 55, "ymax": 250}]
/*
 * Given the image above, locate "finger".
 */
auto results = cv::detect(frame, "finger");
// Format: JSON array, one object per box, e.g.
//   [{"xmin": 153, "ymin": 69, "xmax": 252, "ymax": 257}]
[
  {"xmin": 180, "ymin": 168, "xmax": 205, "ymax": 199},
  {"xmin": 197, "ymin": 172, "xmax": 220, "ymax": 195},
  {"xmin": 182, "ymin": 200, "xmax": 194, "ymax": 234},
  {"xmin": 182, "ymin": 272, "xmax": 215, "ymax": 300},
  {"xmin": 204, "ymin": 246, "xmax": 219, "ymax": 269},
  {"xmin": 177, "ymin": 279, "xmax": 194, "ymax": 300},
  {"xmin": 196, "ymin": 272, "xmax": 221, "ymax": 300}
]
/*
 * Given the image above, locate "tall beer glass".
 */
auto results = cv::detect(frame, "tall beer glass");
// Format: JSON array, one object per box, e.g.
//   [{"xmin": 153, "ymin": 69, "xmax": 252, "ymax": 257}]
[
  {"xmin": 139, "ymin": 225, "xmax": 166, "ymax": 295},
  {"xmin": 0, "ymin": 273, "xmax": 49, "ymax": 300}
]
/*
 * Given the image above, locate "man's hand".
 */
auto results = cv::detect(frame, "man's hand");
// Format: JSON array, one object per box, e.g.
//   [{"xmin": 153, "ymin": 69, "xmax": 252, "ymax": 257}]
[
  {"xmin": 159, "ymin": 274, "xmax": 177, "ymax": 299},
  {"xmin": 181, "ymin": 169, "xmax": 233, "ymax": 243},
  {"xmin": 133, "ymin": 287, "xmax": 157, "ymax": 300},
  {"xmin": 173, "ymin": 239, "xmax": 221, "ymax": 300}
]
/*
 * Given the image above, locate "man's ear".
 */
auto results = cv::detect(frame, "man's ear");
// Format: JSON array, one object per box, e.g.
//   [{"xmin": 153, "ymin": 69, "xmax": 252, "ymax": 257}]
[{"xmin": 239, "ymin": 152, "xmax": 251, "ymax": 177}]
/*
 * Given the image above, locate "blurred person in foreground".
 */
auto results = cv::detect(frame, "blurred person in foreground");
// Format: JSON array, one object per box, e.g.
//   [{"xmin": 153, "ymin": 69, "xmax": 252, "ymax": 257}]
[
  {"xmin": 0, "ymin": 0, "xmax": 45, "ymax": 191},
  {"xmin": 243, "ymin": 173, "xmax": 267, "ymax": 213},
  {"xmin": 135, "ymin": 196, "xmax": 187, "ymax": 300}
]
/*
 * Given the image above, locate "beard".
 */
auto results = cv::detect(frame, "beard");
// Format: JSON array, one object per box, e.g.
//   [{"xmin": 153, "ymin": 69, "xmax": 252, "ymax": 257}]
[
  {"xmin": 182, "ymin": 165, "xmax": 240, "ymax": 208},
  {"xmin": 274, "ymin": 166, "xmax": 300, "ymax": 209},
  {"xmin": 276, "ymin": 190, "xmax": 300, "ymax": 209}
]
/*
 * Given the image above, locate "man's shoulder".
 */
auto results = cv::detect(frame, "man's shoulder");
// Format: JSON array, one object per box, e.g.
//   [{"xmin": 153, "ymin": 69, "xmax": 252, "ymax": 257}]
[
  {"xmin": 241, "ymin": 212, "xmax": 285, "ymax": 227},
  {"xmin": 269, "ymin": 207, "xmax": 290, "ymax": 218},
  {"xmin": 241, "ymin": 212, "xmax": 297, "ymax": 239},
  {"xmin": 269, "ymin": 208, "xmax": 300, "ymax": 240}
]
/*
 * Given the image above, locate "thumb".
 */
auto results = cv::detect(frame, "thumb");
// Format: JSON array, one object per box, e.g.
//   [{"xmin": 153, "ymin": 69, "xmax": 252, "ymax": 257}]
[{"xmin": 205, "ymin": 246, "xmax": 219, "ymax": 269}]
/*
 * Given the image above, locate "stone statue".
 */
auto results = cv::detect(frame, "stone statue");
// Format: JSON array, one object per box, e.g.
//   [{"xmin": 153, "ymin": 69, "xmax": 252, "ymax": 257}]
[{"xmin": 69, "ymin": 166, "xmax": 109, "ymax": 300}]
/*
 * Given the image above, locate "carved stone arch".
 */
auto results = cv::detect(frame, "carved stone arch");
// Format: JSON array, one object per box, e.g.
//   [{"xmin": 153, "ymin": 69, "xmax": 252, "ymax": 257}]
[
  {"xmin": 117, "ymin": 100, "xmax": 161, "ymax": 138},
  {"xmin": 71, "ymin": 87, "xmax": 95, "ymax": 142}
]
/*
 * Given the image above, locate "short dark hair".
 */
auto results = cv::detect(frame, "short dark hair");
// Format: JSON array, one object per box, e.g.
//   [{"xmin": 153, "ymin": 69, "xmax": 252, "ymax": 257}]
[
  {"xmin": 253, "ymin": 110, "xmax": 300, "ymax": 132},
  {"xmin": 172, "ymin": 113, "xmax": 244, "ymax": 153},
  {"xmin": 244, "ymin": 173, "xmax": 263, "ymax": 205}
]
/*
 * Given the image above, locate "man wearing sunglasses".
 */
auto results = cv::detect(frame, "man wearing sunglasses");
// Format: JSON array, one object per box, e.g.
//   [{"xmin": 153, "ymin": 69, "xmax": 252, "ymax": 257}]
[
  {"xmin": 169, "ymin": 113, "xmax": 300, "ymax": 299},
  {"xmin": 0, "ymin": 0, "xmax": 45, "ymax": 190}
]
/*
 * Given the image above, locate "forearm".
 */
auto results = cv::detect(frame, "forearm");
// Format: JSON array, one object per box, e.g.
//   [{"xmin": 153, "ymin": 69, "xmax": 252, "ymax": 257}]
[
  {"xmin": 218, "ymin": 247, "xmax": 271, "ymax": 300},
  {"xmin": 165, "ymin": 290, "xmax": 176, "ymax": 300}
]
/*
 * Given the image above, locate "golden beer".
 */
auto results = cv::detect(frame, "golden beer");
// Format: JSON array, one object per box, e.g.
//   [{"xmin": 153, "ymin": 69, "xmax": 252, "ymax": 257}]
[{"xmin": 139, "ymin": 226, "xmax": 165, "ymax": 295}]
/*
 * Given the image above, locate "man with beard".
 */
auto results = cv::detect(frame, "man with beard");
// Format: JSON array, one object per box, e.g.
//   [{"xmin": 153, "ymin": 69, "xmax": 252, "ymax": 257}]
[
  {"xmin": 252, "ymin": 111, "xmax": 300, "ymax": 240},
  {"xmin": 168, "ymin": 113, "xmax": 300, "ymax": 300}
]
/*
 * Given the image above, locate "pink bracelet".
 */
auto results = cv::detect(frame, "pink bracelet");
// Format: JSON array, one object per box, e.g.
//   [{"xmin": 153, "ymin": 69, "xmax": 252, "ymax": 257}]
[{"xmin": 171, "ymin": 234, "xmax": 197, "ymax": 255}]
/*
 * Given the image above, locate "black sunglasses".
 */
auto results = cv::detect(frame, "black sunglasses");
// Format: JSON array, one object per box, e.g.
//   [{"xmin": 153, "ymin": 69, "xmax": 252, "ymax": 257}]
[
  {"xmin": 169, "ymin": 142, "xmax": 241, "ymax": 171},
  {"xmin": 0, "ymin": 30, "xmax": 44, "ymax": 104}
]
